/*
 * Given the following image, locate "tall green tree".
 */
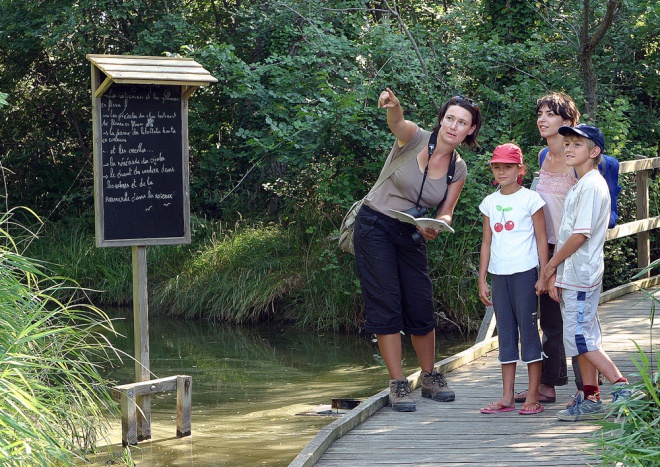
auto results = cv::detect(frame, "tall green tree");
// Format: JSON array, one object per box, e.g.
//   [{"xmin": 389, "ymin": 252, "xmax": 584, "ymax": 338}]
[{"xmin": 0, "ymin": 0, "xmax": 197, "ymax": 217}]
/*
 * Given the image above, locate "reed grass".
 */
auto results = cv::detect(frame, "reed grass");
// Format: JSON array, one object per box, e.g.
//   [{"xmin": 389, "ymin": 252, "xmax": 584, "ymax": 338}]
[
  {"xmin": 589, "ymin": 261, "xmax": 660, "ymax": 465},
  {"xmin": 0, "ymin": 210, "xmax": 122, "ymax": 465},
  {"xmin": 152, "ymin": 223, "xmax": 305, "ymax": 322},
  {"xmin": 591, "ymin": 342, "xmax": 660, "ymax": 465}
]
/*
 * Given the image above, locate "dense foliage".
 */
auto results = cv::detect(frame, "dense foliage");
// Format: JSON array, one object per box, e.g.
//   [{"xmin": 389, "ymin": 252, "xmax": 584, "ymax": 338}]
[{"xmin": 1, "ymin": 0, "xmax": 659, "ymax": 332}]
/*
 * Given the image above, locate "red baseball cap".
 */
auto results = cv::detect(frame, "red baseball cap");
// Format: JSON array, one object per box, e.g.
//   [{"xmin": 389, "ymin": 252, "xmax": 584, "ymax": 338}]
[{"xmin": 490, "ymin": 143, "xmax": 524, "ymax": 165}]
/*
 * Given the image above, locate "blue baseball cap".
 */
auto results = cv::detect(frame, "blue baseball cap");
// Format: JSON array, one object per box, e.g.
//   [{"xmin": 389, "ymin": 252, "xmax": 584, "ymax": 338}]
[{"xmin": 558, "ymin": 124, "xmax": 605, "ymax": 153}]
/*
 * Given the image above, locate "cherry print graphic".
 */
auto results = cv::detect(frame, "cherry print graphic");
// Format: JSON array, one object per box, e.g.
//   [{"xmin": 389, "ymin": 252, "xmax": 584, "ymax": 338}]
[{"xmin": 495, "ymin": 205, "xmax": 514, "ymax": 232}]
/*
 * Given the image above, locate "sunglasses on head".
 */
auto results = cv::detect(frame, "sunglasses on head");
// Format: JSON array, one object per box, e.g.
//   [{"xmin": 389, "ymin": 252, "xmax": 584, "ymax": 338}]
[{"xmin": 451, "ymin": 95, "xmax": 479, "ymax": 111}]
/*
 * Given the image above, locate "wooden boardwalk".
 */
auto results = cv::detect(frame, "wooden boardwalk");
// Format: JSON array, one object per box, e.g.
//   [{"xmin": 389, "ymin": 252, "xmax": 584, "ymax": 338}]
[{"xmin": 291, "ymin": 283, "xmax": 660, "ymax": 466}]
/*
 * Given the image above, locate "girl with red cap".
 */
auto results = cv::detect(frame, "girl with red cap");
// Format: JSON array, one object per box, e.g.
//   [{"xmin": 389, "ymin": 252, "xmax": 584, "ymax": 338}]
[{"xmin": 478, "ymin": 143, "xmax": 549, "ymax": 415}]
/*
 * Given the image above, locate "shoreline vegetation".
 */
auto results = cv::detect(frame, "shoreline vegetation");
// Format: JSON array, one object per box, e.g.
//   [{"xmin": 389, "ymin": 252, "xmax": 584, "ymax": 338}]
[
  {"xmin": 22, "ymin": 213, "xmax": 488, "ymax": 336},
  {"xmin": 24, "ymin": 211, "xmax": 651, "ymax": 337},
  {"xmin": 0, "ymin": 210, "xmax": 121, "ymax": 465}
]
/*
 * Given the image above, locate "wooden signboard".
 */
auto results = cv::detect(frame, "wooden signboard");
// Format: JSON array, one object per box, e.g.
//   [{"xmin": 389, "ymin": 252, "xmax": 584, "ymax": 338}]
[
  {"xmin": 87, "ymin": 54, "xmax": 216, "ymax": 444},
  {"xmin": 99, "ymin": 83, "xmax": 186, "ymax": 244},
  {"xmin": 88, "ymin": 54, "xmax": 217, "ymax": 247}
]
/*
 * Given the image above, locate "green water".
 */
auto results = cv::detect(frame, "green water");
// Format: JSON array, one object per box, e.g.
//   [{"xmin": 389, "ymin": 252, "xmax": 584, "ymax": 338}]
[{"xmin": 87, "ymin": 314, "xmax": 471, "ymax": 466}]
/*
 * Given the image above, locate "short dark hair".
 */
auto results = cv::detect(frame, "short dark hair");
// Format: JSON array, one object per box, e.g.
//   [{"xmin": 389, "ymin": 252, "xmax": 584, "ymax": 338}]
[
  {"xmin": 536, "ymin": 92, "xmax": 580, "ymax": 126},
  {"xmin": 432, "ymin": 95, "xmax": 483, "ymax": 148}
]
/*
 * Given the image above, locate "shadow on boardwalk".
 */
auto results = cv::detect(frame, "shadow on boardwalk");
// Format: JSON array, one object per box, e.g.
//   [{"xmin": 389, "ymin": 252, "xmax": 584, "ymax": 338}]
[{"xmin": 292, "ymin": 286, "xmax": 659, "ymax": 466}]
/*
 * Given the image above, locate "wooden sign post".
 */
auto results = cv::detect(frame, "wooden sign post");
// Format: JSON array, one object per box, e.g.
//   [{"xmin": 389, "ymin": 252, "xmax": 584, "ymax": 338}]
[{"xmin": 87, "ymin": 54, "xmax": 217, "ymax": 445}]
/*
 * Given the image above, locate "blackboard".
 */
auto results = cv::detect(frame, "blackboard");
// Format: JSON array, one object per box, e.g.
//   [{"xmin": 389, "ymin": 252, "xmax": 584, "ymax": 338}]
[{"xmin": 99, "ymin": 83, "xmax": 186, "ymax": 242}]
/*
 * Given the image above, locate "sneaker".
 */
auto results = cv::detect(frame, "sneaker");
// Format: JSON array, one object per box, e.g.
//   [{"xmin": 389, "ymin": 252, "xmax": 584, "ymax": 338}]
[
  {"xmin": 566, "ymin": 390, "xmax": 579, "ymax": 408},
  {"xmin": 610, "ymin": 382, "xmax": 645, "ymax": 404},
  {"xmin": 421, "ymin": 369, "xmax": 455, "ymax": 402},
  {"xmin": 557, "ymin": 391, "xmax": 606, "ymax": 421},
  {"xmin": 389, "ymin": 377, "xmax": 416, "ymax": 412}
]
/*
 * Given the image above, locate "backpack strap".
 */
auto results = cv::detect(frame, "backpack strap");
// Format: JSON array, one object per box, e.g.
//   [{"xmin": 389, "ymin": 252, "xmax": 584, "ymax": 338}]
[
  {"xmin": 430, "ymin": 150, "xmax": 457, "ymax": 218},
  {"xmin": 539, "ymin": 147, "xmax": 550, "ymax": 169},
  {"xmin": 368, "ymin": 130, "xmax": 433, "ymax": 195}
]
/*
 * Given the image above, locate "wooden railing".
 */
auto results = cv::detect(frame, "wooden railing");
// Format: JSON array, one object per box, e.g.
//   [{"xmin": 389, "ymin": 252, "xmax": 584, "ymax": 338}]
[
  {"xmin": 477, "ymin": 156, "xmax": 660, "ymax": 343},
  {"xmin": 606, "ymin": 156, "xmax": 660, "ymax": 276}
]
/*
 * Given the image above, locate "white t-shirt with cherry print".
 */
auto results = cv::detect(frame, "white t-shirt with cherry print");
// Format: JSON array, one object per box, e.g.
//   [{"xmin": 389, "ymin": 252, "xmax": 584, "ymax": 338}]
[{"xmin": 479, "ymin": 187, "xmax": 546, "ymax": 276}]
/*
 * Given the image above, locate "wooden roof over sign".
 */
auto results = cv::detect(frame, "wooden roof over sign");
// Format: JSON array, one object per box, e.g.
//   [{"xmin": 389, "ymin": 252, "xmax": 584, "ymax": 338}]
[{"xmin": 87, "ymin": 54, "xmax": 218, "ymax": 98}]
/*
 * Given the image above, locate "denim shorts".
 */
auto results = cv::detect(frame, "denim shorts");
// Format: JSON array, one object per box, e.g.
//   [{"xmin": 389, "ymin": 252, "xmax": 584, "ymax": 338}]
[
  {"xmin": 353, "ymin": 205, "xmax": 435, "ymax": 336},
  {"xmin": 491, "ymin": 268, "xmax": 544, "ymax": 364}
]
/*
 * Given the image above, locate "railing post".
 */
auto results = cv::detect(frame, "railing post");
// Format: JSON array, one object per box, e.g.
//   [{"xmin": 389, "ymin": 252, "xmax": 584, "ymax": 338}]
[
  {"xmin": 120, "ymin": 388, "xmax": 138, "ymax": 446},
  {"xmin": 635, "ymin": 155, "xmax": 650, "ymax": 278},
  {"xmin": 132, "ymin": 245, "xmax": 151, "ymax": 440},
  {"xmin": 176, "ymin": 375, "xmax": 192, "ymax": 437},
  {"xmin": 476, "ymin": 306, "xmax": 496, "ymax": 343}
]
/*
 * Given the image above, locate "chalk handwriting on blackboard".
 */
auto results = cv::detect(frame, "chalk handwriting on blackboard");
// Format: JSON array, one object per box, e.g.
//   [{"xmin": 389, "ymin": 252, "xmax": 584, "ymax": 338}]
[{"xmin": 100, "ymin": 84, "xmax": 184, "ymax": 241}]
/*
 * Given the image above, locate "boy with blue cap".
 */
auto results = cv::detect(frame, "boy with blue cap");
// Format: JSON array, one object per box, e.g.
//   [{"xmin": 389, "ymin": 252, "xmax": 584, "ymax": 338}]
[{"xmin": 542, "ymin": 124, "xmax": 637, "ymax": 421}]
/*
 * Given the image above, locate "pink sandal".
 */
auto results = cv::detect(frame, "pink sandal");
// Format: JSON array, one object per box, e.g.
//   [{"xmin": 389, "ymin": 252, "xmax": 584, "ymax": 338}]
[{"xmin": 480, "ymin": 402, "xmax": 516, "ymax": 414}]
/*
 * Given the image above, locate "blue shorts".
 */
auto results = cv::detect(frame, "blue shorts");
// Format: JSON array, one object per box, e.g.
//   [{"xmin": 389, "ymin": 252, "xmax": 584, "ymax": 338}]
[
  {"xmin": 354, "ymin": 205, "xmax": 435, "ymax": 336},
  {"xmin": 491, "ymin": 268, "xmax": 544, "ymax": 364},
  {"xmin": 560, "ymin": 289, "xmax": 603, "ymax": 357}
]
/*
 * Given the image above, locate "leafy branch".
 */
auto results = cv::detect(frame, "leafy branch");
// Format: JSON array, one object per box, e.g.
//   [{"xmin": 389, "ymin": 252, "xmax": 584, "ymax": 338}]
[{"xmin": 380, "ymin": 0, "xmax": 439, "ymax": 111}]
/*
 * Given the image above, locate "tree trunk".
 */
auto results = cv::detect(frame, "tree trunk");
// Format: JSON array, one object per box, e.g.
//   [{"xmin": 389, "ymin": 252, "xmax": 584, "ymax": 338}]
[
  {"xmin": 578, "ymin": 0, "xmax": 619, "ymax": 119},
  {"xmin": 580, "ymin": 48, "xmax": 597, "ymax": 117}
]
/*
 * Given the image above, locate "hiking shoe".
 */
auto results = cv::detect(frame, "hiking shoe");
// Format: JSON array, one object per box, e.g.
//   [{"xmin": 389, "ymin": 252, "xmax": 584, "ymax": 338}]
[
  {"xmin": 557, "ymin": 391, "xmax": 606, "ymax": 421},
  {"xmin": 421, "ymin": 369, "xmax": 455, "ymax": 402},
  {"xmin": 389, "ymin": 377, "xmax": 416, "ymax": 412},
  {"xmin": 610, "ymin": 382, "xmax": 645, "ymax": 404}
]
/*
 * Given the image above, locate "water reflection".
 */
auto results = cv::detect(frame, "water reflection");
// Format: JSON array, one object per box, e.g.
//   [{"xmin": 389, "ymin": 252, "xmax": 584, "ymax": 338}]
[{"xmin": 88, "ymin": 313, "xmax": 471, "ymax": 466}]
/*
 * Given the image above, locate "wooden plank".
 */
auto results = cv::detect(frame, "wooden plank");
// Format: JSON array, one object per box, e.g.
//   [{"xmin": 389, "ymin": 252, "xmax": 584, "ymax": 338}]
[
  {"xmin": 181, "ymin": 98, "xmax": 192, "ymax": 244},
  {"xmin": 606, "ymin": 216, "xmax": 660, "ymax": 240},
  {"xmin": 87, "ymin": 54, "xmax": 196, "ymax": 65},
  {"xmin": 109, "ymin": 71, "xmax": 216, "ymax": 82},
  {"xmin": 86, "ymin": 54, "xmax": 218, "ymax": 84},
  {"xmin": 475, "ymin": 305, "xmax": 495, "ymax": 342},
  {"xmin": 599, "ymin": 274, "xmax": 660, "ymax": 303},
  {"xmin": 294, "ymin": 285, "xmax": 660, "ymax": 467},
  {"xmin": 96, "ymin": 60, "xmax": 208, "ymax": 73},
  {"xmin": 115, "ymin": 374, "xmax": 193, "ymax": 441},
  {"xmin": 91, "ymin": 64, "xmax": 106, "ymax": 248},
  {"xmin": 94, "ymin": 76, "xmax": 113, "ymax": 98},
  {"xmin": 618, "ymin": 156, "xmax": 660, "ymax": 174},
  {"xmin": 98, "ymin": 64, "xmax": 208, "ymax": 74},
  {"xmin": 181, "ymin": 85, "xmax": 198, "ymax": 100},
  {"xmin": 115, "ymin": 375, "xmax": 178, "ymax": 395},
  {"xmin": 636, "ymin": 160, "xmax": 650, "ymax": 275},
  {"xmin": 291, "ymin": 336, "xmax": 499, "ymax": 467},
  {"xmin": 291, "ymin": 390, "xmax": 390, "ymax": 467}
]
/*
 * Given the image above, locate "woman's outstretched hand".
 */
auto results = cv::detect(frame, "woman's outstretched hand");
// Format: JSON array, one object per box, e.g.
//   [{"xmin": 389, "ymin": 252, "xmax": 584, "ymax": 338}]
[{"xmin": 378, "ymin": 87, "xmax": 400, "ymax": 109}]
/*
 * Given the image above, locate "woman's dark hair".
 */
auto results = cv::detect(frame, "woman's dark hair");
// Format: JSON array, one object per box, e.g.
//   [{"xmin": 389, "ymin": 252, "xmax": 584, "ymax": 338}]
[
  {"xmin": 536, "ymin": 92, "xmax": 580, "ymax": 126},
  {"xmin": 432, "ymin": 95, "xmax": 483, "ymax": 148}
]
